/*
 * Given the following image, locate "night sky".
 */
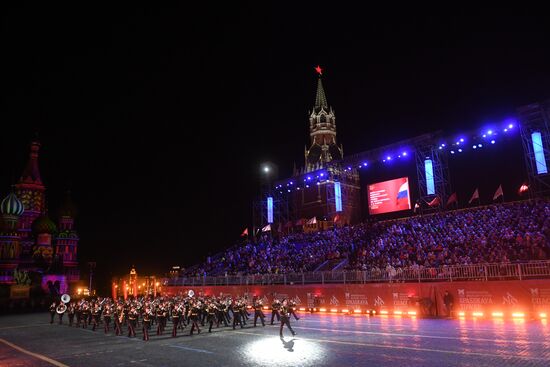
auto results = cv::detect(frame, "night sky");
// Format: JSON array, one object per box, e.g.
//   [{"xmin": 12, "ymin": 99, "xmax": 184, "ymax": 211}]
[{"xmin": 1, "ymin": 6, "xmax": 549, "ymax": 292}]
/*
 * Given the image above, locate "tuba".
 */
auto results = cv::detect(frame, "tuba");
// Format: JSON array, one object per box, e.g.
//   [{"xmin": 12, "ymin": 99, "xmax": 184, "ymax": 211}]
[
  {"xmin": 61, "ymin": 294, "xmax": 71, "ymax": 304},
  {"xmin": 56, "ymin": 303, "xmax": 67, "ymax": 314},
  {"xmin": 188, "ymin": 289, "xmax": 194, "ymax": 298}
]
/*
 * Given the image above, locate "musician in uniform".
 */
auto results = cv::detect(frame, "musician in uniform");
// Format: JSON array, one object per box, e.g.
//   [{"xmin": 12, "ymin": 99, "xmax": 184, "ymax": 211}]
[
  {"xmin": 188, "ymin": 301, "xmax": 201, "ymax": 335},
  {"xmin": 171, "ymin": 303, "xmax": 181, "ymax": 337},
  {"xmin": 49, "ymin": 301, "xmax": 57, "ymax": 324},
  {"xmin": 270, "ymin": 298, "xmax": 281, "ymax": 325},
  {"xmin": 156, "ymin": 305, "xmax": 166, "ymax": 335},
  {"xmin": 279, "ymin": 299, "xmax": 296, "ymax": 337},
  {"xmin": 253, "ymin": 297, "xmax": 266, "ymax": 327},
  {"xmin": 81, "ymin": 302, "xmax": 90, "ymax": 329},
  {"xmin": 206, "ymin": 301, "xmax": 218, "ymax": 332},
  {"xmin": 142, "ymin": 307, "xmax": 153, "ymax": 341},
  {"xmin": 103, "ymin": 304, "xmax": 112, "ymax": 333},
  {"xmin": 57, "ymin": 302, "xmax": 66, "ymax": 324},
  {"xmin": 127, "ymin": 306, "xmax": 138, "ymax": 337},
  {"xmin": 114, "ymin": 305, "xmax": 124, "ymax": 336},
  {"xmin": 289, "ymin": 299, "xmax": 300, "ymax": 320},
  {"xmin": 67, "ymin": 302, "xmax": 75, "ymax": 326},
  {"xmin": 232, "ymin": 299, "xmax": 244, "ymax": 329},
  {"xmin": 91, "ymin": 304, "xmax": 101, "ymax": 331}
]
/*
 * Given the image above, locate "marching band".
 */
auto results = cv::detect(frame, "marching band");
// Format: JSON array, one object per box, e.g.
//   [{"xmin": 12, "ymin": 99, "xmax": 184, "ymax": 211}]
[{"xmin": 49, "ymin": 293, "xmax": 300, "ymax": 340}]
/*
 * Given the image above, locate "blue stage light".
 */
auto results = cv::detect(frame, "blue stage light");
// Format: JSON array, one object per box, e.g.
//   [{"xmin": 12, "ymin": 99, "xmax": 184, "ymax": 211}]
[
  {"xmin": 438, "ymin": 146, "xmax": 443, "ymax": 150},
  {"xmin": 307, "ymin": 176, "xmax": 312, "ymax": 180},
  {"xmin": 441, "ymin": 143, "xmax": 446, "ymax": 147},
  {"xmin": 267, "ymin": 197, "xmax": 273, "ymax": 224},
  {"xmin": 460, "ymin": 138, "xmax": 464, "ymax": 142},
  {"xmin": 478, "ymin": 144, "xmax": 482, "ymax": 148},
  {"xmin": 386, "ymin": 156, "xmax": 391, "ymax": 160},
  {"xmin": 347, "ymin": 166, "xmax": 352, "ymax": 170},
  {"xmin": 458, "ymin": 149, "xmax": 463, "ymax": 152},
  {"xmin": 508, "ymin": 123, "xmax": 514, "ymax": 129},
  {"xmin": 491, "ymin": 140, "xmax": 495, "ymax": 144},
  {"xmin": 482, "ymin": 134, "xmax": 487, "ymax": 138},
  {"xmin": 334, "ymin": 182, "xmax": 342, "ymax": 212},
  {"xmin": 473, "ymin": 145, "xmax": 477, "ymax": 149},
  {"xmin": 320, "ymin": 173, "xmax": 324, "ymax": 177},
  {"xmin": 488, "ymin": 130, "xmax": 493, "ymax": 135},
  {"xmin": 290, "ymin": 181, "xmax": 293, "ymax": 185},
  {"xmin": 424, "ymin": 159, "xmax": 435, "ymax": 195},
  {"xmin": 504, "ymin": 128, "xmax": 508, "ymax": 132},
  {"xmin": 450, "ymin": 150, "xmax": 455, "ymax": 154},
  {"xmin": 402, "ymin": 151, "xmax": 407, "ymax": 156},
  {"xmin": 532, "ymin": 131, "xmax": 548, "ymax": 174},
  {"xmin": 362, "ymin": 162, "xmax": 368, "ymax": 166}
]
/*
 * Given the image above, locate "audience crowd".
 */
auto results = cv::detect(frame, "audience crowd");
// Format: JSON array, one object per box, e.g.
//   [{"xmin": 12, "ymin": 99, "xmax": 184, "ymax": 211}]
[{"xmin": 186, "ymin": 200, "xmax": 550, "ymax": 277}]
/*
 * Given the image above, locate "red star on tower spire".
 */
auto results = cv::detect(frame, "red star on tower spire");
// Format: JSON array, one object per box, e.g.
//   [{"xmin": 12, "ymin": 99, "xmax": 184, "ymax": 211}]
[{"xmin": 314, "ymin": 65, "xmax": 323, "ymax": 75}]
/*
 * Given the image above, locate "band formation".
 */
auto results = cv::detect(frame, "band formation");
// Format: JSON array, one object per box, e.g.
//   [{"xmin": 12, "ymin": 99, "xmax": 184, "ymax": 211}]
[{"xmin": 49, "ymin": 294, "xmax": 300, "ymax": 340}]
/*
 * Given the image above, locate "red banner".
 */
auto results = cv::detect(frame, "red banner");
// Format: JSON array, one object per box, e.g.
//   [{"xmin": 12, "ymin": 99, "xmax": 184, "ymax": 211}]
[{"xmin": 165, "ymin": 280, "xmax": 550, "ymax": 317}]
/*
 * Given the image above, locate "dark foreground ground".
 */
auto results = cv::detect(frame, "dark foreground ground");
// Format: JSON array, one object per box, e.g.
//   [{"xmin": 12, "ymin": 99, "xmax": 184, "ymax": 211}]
[{"xmin": 1, "ymin": 312, "xmax": 549, "ymax": 367}]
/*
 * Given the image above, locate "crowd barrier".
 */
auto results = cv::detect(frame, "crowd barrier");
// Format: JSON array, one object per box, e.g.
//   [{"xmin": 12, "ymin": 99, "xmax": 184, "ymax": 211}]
[
  {"xmin": 166, "ymin": 261, "xmax": 550, "ymax": 287},
  {"xmin": 164, "ymin": 279, "xmax": 550, "ymax": 318}
]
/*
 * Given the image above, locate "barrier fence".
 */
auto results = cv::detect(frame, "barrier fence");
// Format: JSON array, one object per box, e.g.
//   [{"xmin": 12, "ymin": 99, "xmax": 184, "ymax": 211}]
[{"xmin": 165, "ymin": 261, "xmax": 550, "ymax": 287}]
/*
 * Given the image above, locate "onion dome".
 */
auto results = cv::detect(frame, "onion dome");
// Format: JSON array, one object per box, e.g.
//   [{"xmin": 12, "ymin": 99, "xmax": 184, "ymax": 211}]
[
  {"xmin": 32, "ymin": 215, "xmax": 57, "ymax": 234},
  {"xmin": 1, "ymin": 192, "xmax": 24, "ymax": 216}
]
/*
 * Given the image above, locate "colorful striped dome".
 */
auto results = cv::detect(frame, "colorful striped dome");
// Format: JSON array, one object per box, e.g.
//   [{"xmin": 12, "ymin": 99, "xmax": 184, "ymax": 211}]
[
  {"xmin": 32, "ymin": 215, "xmax": 57, "ymax": 234},
  {"xmin": 1, "ymin": 192, "xmax": 24, "ymax": 216}
]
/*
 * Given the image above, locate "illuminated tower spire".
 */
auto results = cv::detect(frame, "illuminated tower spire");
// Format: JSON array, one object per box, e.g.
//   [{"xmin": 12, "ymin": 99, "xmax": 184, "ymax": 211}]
[{"xmin": 305, "ymin": 66, "xmax": 343, "ymax": 171}]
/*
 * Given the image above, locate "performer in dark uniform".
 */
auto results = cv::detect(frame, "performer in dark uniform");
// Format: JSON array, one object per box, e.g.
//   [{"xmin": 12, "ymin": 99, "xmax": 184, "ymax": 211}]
[
  {"xmin": 127, "ymin": 306, "xmax": 137, "ymax": 337},
  {"xmin": 171, "ymin": 304, "xmax": 181, "ymax": 337},
  {"xmin": 253, "ymin": 297, "xmax": 266, "ymax": 327},
  {"xmin": 270, "ymin": 299, "xmax": 281, "ymax": 325},
  {"xmin": 289, "ymin": 299, "xmax": 300, "ymax": 320},
  {"xmin": 91, "ymin": 304, "xmax": 100, "ymax": 331},
  {"xmin": 142, "ymin": 307, "xmax": 153, "ymax": 341},
  {"xmin": 81, "ymin": 302, "xmax": 90, "ymax": 329},
  {"xmin": 67, "ymin": 302, "xmax": 75, "ymax": 326},
  {"xmin": 188, "ymin": 301, "xmax": 201, "ymax": 335},
  {"xmin": 232, "ymin": 299, "xmax": 244, "ymax": 329},
  {"xmin": 114, "ymin": 306, "xmax": 123, "ymax": 336},
  {"xmin": 57, "ymin": 304, "xmax": 66, "ymax": 324},
  {"xmin": 103, "ymin": 305, "xmax": 112, "ymax": 333},
  {"xmin": 206, "ymin": 301, "xmax": 218, "ymax": 333},
  {"xmin": 279, "ymin": 299, "xmax": 296, "ymax": 337},
  {"xmin": 49, "ymin": 302, "xmax": 56, "ymax": 324}
]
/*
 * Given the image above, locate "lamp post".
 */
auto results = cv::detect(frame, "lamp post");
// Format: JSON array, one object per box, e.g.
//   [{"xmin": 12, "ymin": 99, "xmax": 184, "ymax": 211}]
[{"xmin": 87, "ymin": 262, "xmax": 96, "ymax": 295}]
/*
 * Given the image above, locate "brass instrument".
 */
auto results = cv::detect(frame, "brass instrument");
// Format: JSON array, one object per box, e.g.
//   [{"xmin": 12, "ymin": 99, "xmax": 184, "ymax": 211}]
[{"xmin": 56, "ymin": 303, "xmax": 67, "ymax": 314}]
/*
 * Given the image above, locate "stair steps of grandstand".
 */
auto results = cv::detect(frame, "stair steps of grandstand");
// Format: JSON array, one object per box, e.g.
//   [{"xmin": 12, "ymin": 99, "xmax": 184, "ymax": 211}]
[
  {"xmin": 332, "ymin": 259, "xmax": 349, "ymax": 271},
  {"xmin": 315, "ymin": 258, "xmax": 346, "ymax": 272}
]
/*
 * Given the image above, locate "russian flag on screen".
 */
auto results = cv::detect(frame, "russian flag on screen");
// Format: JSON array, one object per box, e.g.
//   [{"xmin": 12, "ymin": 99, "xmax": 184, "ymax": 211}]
[{"xmin": 396, "ymin": 182, "xmax": 409, "ymax": 199}]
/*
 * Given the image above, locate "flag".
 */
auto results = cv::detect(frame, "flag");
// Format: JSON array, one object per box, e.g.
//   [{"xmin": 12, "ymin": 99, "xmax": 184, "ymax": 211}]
[
  {"xmin": 446, "ymin": 192, "xmax": 458, "ymax": 207},
  {"xmin": 333, "ymin": 214, "xmax": 340, "ymax": 223},
  {"xmin": 427, "ymin": 196, "xmax": 440, "ymax": 207},
  {"xmin": 306, "ymin": 216, "xmax": 317, "ymax": 225},
  {"xmin": 261, "ymin": 224, "xmax": 271, "ymax": 232},
  {"xmin": 518, "ymin": 183, "xmax": 529, "ymax": 195},
  {"xmin": 240, "ymin": 228, "xmax": 248, "ymax": 237},
  {"xmin": 468, "ymin": 188, "xmax": 479, "ymax": 204},
  {"xmin": 396, "ymin": 182, "xmax": 409, "ymax": 200},
  {"xmin": 493, "ymin": 184, "xmax": 503, "ymax": 200}
]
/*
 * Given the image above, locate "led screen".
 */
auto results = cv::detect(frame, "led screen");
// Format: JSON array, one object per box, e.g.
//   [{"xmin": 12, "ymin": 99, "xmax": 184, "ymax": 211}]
[{"xmin": 368, "ymin": 177, "xmax": 411, "ymax": 215}]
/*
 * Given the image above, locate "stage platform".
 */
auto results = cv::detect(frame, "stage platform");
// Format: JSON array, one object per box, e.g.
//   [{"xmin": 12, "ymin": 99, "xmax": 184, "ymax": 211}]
[{"xmin": 1, "ymin": 312, "xmax": 549, "ymax": 366}]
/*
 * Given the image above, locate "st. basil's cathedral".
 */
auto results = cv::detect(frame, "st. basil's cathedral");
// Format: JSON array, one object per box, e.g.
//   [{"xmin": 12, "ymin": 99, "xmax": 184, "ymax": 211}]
[{"xmin": 0, "ymin": 140, "xmax": 80, "ymax": 294}]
